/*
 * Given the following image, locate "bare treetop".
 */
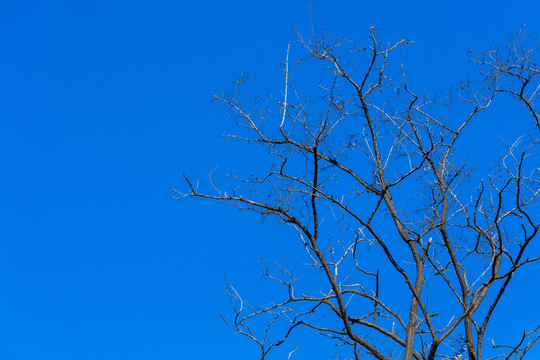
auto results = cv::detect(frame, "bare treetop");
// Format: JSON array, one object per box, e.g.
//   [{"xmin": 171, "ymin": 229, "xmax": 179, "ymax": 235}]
[{"xmin": 174, "ymin": 27, "xmax": 540, "ymax": 360}]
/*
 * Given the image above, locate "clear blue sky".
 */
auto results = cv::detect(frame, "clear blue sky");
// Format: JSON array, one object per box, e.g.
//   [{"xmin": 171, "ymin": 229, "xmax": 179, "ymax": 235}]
[{"xmin": 1, "ymin": 1, "xmax": 539, "ymax": 359}]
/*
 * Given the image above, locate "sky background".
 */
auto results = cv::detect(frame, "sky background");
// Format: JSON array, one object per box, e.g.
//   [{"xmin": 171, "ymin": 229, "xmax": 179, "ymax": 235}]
[{"xmin": 1, "ymin": 1, "xmax": 540, "ymax": 359}]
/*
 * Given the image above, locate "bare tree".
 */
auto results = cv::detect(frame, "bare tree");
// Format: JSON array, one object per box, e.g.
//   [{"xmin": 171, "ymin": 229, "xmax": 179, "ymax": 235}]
[{"xmin": 173, "ymin": 27, "xmax": 540, "ymax": 360}]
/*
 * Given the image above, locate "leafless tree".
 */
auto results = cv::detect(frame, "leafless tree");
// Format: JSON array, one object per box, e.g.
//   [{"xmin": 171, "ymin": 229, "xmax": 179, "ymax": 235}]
[{"xmin": 173, "ymin": 26, "xmax": 540, "ymax": 360}]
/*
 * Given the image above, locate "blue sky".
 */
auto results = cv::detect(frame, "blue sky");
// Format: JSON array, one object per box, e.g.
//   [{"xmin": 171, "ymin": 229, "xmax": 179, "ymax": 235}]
[{"xmin": 1, "ymin": 1, "xmax": 540, "ymax": 359}]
